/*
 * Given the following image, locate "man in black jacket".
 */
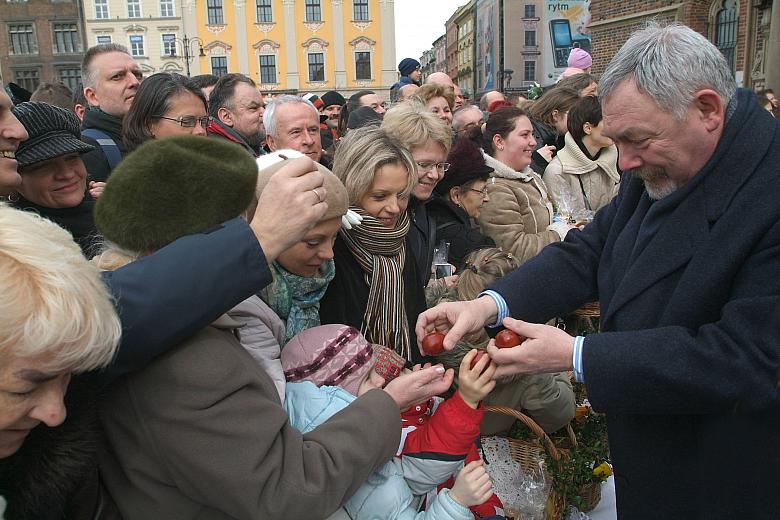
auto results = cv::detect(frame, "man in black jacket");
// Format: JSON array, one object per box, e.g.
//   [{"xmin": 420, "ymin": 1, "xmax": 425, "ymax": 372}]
[
  {"xmin": 419, "ymin": 24, "xmax": 780, "ymax": 519},
  {"xmin": 79, "ymin": 44, "xmax": 142, "ymax": 182},
  {"xmin": 207, "ymin": 73, "xmax": 266, "ymax": 157}
]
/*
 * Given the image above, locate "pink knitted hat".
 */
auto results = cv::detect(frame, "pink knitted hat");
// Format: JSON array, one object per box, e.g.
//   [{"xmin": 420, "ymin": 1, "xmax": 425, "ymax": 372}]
[
  {"xmin": 568, "ymin": 48, "xmax": 593, "ymax": 69},
  {"xmin": 282, "ymin": 325, "xmax": 404, "ymax": 395}
]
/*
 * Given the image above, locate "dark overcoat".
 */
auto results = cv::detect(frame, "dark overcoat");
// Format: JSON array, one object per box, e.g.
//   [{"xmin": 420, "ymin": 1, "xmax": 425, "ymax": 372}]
[{"xmin": 491, "ymin": 89, "xmax": 780, "ymax": 518}]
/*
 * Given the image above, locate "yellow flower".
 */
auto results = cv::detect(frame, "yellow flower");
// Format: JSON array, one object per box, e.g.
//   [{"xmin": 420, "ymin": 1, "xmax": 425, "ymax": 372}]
[{"xmin": 593, "ymin": 462, "xmax": 612, "ymax": 481}]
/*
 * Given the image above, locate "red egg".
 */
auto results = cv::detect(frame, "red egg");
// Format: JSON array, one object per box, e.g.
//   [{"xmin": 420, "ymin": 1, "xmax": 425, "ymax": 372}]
[
  {"xmin": 495, "ymin": 329, "xmax": 522, "ymax": 348},
  {"xmin": 421, "ymin": 331, "xmax": 446, "ymax": 355}
]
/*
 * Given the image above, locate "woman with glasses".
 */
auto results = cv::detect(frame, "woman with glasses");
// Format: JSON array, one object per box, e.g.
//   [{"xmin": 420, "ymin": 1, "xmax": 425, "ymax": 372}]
[
  {"xmin": 426, "ymin": 138, "xmax": 496, "ymax": 271},
  {"xmin": 122, "ymin": 72, "xmax": 208, "ymax": 152},
  {"xmin": 478, "ymin": 107, "xmax": 576, "ymax": 266},
  {"xmin": 319, "ymin": 126, "xmax": 430, "ymax": 363},
  {"xmin": 381, "ymin": 102, "xmax": 453, "ymax": 287}
]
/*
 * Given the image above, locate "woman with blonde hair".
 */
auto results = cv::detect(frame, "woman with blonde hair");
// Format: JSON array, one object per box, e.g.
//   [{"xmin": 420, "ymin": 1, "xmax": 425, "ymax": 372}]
[
  {"xmin": 0, "ymin": 204, "xmax": 121, "ymax": 518},
  {"xmin": 320, "ymin": 126, "xmax": 429, "ymax": 362},
  {"xmin": 382, "ymin": 102, "xmax": 453, "ymax": 285},
  {"xmin": 432, "ymin": 247, "xmax": 575, "ymax": 435},
  {"xmin": 410, "ymin": 83, "xmax": 455, "ymax": 126}
]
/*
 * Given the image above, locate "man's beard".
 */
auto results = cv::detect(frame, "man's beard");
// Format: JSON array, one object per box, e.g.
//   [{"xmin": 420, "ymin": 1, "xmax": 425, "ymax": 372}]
[
  {"xmin": 634, "ymin": 166, "xmax": 677, "ymax": 200},
  {"xmin": 243, "ymin": 127, "xmax": 266, "ymax": 149}
]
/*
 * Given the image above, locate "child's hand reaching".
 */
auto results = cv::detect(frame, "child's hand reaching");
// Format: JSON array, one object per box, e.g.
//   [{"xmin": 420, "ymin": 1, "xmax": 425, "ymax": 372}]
[
  {"xmin": 457, "ymin": 349, "xmax": 496, "ymax": 409},
  {"xmin": 449, "ymin": 460, "xmax": 493, "ymax": 508}
]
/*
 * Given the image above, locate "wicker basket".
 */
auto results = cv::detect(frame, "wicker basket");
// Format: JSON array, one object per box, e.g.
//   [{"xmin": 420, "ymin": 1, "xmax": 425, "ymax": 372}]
[
  {"xmin": 482, "ymin": 405, "xmax": 604, "ymax": 518},
  {"xmin": 482, "ymin": 405, "xmax": 573, "ymax": 520},
  {"xmin": 573, "ymin": 301, "xmax": 600, "ymax": 318}
]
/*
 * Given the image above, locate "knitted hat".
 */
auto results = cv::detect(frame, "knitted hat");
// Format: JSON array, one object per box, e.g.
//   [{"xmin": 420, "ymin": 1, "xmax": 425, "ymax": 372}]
[
  {"xmin": 282, "ymin": 325, "xmax": 380, "ymax": 395},
  {"xmin": 347, "ymin": 105, "xmax": 382, "ymax": 130},
  {"xmin": 398, "ymin": 58, "xmax": 421, "ymax": 77},
  {"xmin": 321, "ymin": 90, "xmax": 346, "ymax": 109},
  {"xmin": 568, "ymin": 48, "xmax": 593, "ymax": 69},
  {"xmin": 254, "ymin": 150, "xmax": 348, "ymax": 222},
  {"xmin": 95, "ymin": 136, "xmax": 257, "ymax": 253},
  {"xmin": 434, "ymin": 138, "xmax": 493, "ymax": 195},
  {"xmin": 12, "ymin": 102, "xmax": 94, "ymax": 169},
  {"xmin": 302, "ymin": 93, "xmax": 324, "ymax": 110}
]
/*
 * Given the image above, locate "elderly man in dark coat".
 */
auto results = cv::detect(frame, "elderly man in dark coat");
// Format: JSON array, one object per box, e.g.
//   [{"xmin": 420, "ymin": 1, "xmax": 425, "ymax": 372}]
[{"xmin": 418, "ymin": 23, "xmax": 780, "ymax": 519}]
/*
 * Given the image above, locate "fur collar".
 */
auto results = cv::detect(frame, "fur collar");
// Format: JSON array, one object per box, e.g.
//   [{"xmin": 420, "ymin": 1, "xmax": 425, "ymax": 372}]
[
  {"xmin": 555, "ymin": 133, "xmax": 620, "ymax": 180},
  {"xmin": 482, "ymin": 151, "xmax": 535, "ymax": 182}
]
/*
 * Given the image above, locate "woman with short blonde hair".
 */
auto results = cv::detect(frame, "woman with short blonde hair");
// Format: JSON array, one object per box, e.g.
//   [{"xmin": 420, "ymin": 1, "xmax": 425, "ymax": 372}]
[
  {"xmin": 410, "ymin": 84, "xmax": 455, "ymax": 125},
  {"xmin": 321, "ymin": 126, "xmax": 429, "ymax": 362}
]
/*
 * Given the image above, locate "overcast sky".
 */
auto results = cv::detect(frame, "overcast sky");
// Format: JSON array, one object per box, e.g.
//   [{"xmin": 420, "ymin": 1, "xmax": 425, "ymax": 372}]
[{"xmin": 394, "ymin": 0, "xmax": 467, "ymax": 63}]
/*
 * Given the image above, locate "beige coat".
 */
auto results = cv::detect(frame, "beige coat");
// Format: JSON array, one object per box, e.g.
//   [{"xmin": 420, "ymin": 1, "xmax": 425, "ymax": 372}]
[
  {"xmin": 99, "ymin": 315, "xmax": 400, "ymax": 520},
  {"xmin": 477, "ymin": 152, "xmax": 567, "ymax": 266},
  {"xmin": 543, "ymin": 133, "xmax": 620, "ymax": 215}
]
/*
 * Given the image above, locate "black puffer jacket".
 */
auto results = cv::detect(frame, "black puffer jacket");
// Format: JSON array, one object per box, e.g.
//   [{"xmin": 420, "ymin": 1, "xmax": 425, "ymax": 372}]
[{"xmin": 530, "ymin": 119, "xmax": 563, "ymax": 175}]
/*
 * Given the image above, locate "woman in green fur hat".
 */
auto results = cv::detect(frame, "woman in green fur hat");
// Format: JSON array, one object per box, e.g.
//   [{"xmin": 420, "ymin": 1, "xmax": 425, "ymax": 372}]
[{"xmin": 432, "ymin": 247, "xmax": 576, "ymax": 435}]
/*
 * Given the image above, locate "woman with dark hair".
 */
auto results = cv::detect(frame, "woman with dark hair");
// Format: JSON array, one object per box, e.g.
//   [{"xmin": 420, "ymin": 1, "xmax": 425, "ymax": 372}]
[
  {"xmin": 121, "ymin": 72, "xmax": 208, "ymax": 152},
  {"xmin": 477, "ymin": 107, "xmax": 576, "ymax": 266},
  {"xmin": 526, "ymin": 86, "xmax": 581, "ymax": 174},
  {"xmin": 426, "ymin": 138, "xmax": 495, "ymax": 271}
]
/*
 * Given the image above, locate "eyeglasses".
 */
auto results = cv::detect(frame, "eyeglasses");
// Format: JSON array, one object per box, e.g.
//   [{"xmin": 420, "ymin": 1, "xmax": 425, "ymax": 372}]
[
  {"xmin": 153, "ymin": 115, "xmax": 210, "ymax": 128},
  {"xmin": 469, "ymin": 187, "xmax": 489, "ymax": 197},
  {"xmin": 416, "ymin": 161, "xmax": 451, "ymax": 172}
]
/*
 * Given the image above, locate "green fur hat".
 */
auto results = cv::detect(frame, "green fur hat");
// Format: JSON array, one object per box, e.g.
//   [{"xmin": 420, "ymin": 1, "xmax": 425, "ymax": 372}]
[{"xmin": 95, "ymin": 136, "xmax": 257, "ymax": 253}]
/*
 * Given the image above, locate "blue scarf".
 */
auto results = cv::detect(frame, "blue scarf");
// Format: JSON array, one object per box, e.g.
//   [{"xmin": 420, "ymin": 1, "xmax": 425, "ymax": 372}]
[{"xmin": 259, "ymin": 259, "xmax": 336, "ymax": 344}]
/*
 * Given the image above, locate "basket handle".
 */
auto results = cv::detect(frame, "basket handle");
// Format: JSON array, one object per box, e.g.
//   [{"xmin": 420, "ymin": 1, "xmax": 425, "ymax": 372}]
[{"xmin": 484, "ymin": 404, "xmax": 562, "ymax": 460}]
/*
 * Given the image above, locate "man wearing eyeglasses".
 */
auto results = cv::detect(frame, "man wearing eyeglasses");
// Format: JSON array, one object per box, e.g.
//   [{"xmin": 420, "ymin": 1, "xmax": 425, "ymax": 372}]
[{"xmin": 207, "ymin": 74, "xmax": 266, "ymax": 157}]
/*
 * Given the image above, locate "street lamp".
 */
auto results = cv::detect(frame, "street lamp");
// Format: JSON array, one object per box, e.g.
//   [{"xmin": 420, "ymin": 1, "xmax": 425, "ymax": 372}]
[{"xmin": 172, "ymin": 35, "xmax": 206, "ymax": 77}]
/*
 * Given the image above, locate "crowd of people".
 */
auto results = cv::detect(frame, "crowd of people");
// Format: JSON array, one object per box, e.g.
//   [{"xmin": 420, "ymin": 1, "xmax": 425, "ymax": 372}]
[{"xmin": 0, "ymin": 21, "xmax": 778, "ymax": 520}]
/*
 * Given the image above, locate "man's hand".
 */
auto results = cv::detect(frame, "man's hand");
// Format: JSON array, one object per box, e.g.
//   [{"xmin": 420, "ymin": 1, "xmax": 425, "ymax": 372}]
[
  {"xmin": 449, "ymin": 460, "xmax": 493, "ymax": 508},
  {"xmin": 250, "ymin": 156, "xmax": 327, "ymax": 263},
  {"xmin": 383, "ymin": 365, "xmax": 453, "ymax": 411},
  {"xmin": 416, "ymin": 296, "xmax": 498, "ymax": 354},
  {"xmin": 457, "ymin": 350, "xmax": 496, "ymax": 408},
  {"xmin": 486, "ymin": 318, "xmax": 575, "ymax": 379}
]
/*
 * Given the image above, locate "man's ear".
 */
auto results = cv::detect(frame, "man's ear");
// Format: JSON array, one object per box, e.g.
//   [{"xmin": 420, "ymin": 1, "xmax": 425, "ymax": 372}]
[
  {"xmin": 693, "ymin": 89, "xmax": 725, "ymax": 133},
  {"xmin": 265, "ymin": 133, "xmax": 277, "ymax": 151},
  {"xmin": 217, "ymin": 106, "xmax": 233, "ymax": 127},
  {"xmin": 83, "ymin": 86, "xmax": 98, "ymax": 108}
]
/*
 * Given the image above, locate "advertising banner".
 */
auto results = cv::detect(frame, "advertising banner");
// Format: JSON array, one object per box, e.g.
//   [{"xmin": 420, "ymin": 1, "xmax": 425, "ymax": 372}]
[{"xmin": 543, "ymin": 0, "xmax": 592, "ymax": 71}]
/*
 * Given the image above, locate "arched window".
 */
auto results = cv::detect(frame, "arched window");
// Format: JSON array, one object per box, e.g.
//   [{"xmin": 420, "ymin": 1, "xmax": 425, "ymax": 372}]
[{"xmin": 714, "ymin": 0, "xmax": 737, "ymax": 71}]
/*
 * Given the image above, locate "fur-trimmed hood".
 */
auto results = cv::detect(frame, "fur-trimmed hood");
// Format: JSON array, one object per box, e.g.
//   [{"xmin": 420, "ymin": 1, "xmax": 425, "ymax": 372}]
[{"xmin": 482, "ymin": 151, "xmax": 535, "ymax": 182}]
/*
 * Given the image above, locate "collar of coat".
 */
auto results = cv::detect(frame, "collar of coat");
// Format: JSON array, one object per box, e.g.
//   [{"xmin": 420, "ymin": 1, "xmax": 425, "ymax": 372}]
[
  {"xmin": 554, "ymin": 133, "xmax": 620, "ymax": 181},
  {"xmin": 482, "ymin": 151, "xmax": 535, "ymax": 182}
]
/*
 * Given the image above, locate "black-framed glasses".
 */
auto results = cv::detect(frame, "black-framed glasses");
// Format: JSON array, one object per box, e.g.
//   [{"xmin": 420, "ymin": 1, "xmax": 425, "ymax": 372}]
[
  {"xmin": 153, "ymin": 115, "xmax": 210, "ymax": 128},
  {"xmin": 416, "ymin": 161, "xmax": 451, "ymax": 172},
  {"xmin": 469, "ymin": 187, "xmax": 489, "ymax": 197}
]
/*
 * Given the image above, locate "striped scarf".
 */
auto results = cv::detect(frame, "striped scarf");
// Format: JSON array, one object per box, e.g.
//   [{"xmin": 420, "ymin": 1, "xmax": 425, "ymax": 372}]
[{"xmin": 339, "ymin": 206, "xmax": 412, "ymax": 360}]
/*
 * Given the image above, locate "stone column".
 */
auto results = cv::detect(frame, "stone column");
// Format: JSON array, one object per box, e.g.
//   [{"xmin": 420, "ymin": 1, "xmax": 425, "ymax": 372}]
[
  {"xmin": 234, "ymin": 0, "xmax": 250, "ymax": 74},
  {"xmin": 378, "ymin": 0, "xmax": 396, "ymax": 90},
  {"xmin": 332, "ymin": 0, "xmax": 347, "ymax": 88},
  {"xmin": 765, "ymin": 0, "xmax": 780, "ymax": 89},
  {"xmin": 283, "ymin": 0, "xmax": 299, "ymax": 89}
]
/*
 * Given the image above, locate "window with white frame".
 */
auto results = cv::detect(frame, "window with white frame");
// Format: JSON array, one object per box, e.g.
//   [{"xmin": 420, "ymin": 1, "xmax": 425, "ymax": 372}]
[
  {"xmin": 355, "ymin": 51, "xmax": 370, "ymax": 80},
  {"xmin": 129, "ymin": 34, "xmax": 145, "ymax": 56},
  {"xmin": 524, "ymin": 60, "xmax": 536, "ymax": 82},
  {"xmin": 94, "ymin": 0, "xmax": 109, "ymax": 19},
  {"xmin": 259, "ymin": 54, "xmax": 276, "ymax": 83},
  {"xmin": 207, "ymin": 0, "xmax": 224, "ymax": 24},
  {"xmin": 160, "ymin": 0, "xmax": 174, "ymax": 17},
  {"xmin": 162, "ymin": 33, "xmax": 176, "ymax": 56},
  {"xmin": 97, "ymin": 35, "xmax": 112, "ymax": 44},
  {"xmin": 53, "ymin": 23, "xmax": 81, "ymax": 53},
  {"xmin": 211, "ymin": 56, "xmax": 228, "ymax": 76},
  {"xmin": 127, "ymin": 0, "xmax": 142, "ymax": 18},
  {"xmin": 307, "ymin": 52, "xmax": 324, "ymax": 81},
  {"xmin": 353, "ymin": 0, "xmax": 368, "ymax": 21},
  {"xmin": 8, "ymin": 24, "xmax": 37, "ymax": 55},
  {"xmin": 256, "ymin": 0, "xmax": 272, "ymax": 22},
  {"xmin": 305, "ymin": 0, "xmax": 321, "ymax": 22}
]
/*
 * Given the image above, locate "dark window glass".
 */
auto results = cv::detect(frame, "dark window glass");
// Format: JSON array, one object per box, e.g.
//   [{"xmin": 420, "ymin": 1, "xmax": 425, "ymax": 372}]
[
  {"xmin": 524, "ymin": 30, "xmax": 536, "ymax": 47},
  {"xmin": 355, "ymin": 51, "xmax": 371, "ymax": 80},
  {"xmin": 353, "ymin": 0, "xmax": 368, "ymax": 21},
  {"xmin": 53, "ymin": 23, "xmax": 81, "ymax": 53},
  {"xmin": 308, "ymin": 52, "xmax": 324, "ymax": 81},
  {"xmin": 524, "ymin": 60, "xmax": 536, "ymax": 82},
  {"xmin": 259, "ymin": 54, "xmax": 276, "ymax": 83},
  {"xmin": 305, "ymin": 0, "xmax": 321, "ymax": 22},
  {"xmin": 714, "ymin": 0, "xmax": 737, "ymax": 71},
  {"xmin": 207, "ymin": 0, "xmax": 224, "ymax": 25},
  {"xmin": 256, "ymin": 0, "xmax": 272, "ymax": 22},
  {"xmin": 211, "ymin": 56, "xmax": 228, "ymax": 76},
  {"xmin": 14, "ymin": 69, "xmax": 40, "ymax": 91},
  {"xmin": 59, "ymin": 68, "xmax": 81, "ymax": 91},
  {"xmin": 8, "ymin": 24, "xmax": 37, "ymax": 55},
  {"xmin": 524, "ymin": 4, "xmax": 535, "ymax": 18}
]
